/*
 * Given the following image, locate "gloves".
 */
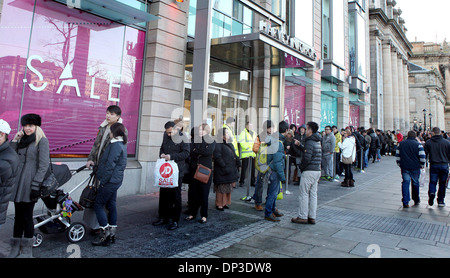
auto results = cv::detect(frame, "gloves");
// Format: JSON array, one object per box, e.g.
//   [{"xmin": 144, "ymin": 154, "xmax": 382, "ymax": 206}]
[{"xmin": 30, "ymin": 190, "xmax": 40, "ymax": 202}]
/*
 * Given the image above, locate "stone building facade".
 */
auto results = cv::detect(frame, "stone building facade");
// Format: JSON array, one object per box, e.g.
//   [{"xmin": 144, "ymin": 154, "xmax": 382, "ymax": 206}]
[{"xmin": 369, "ymin": 0, "xmax": 412, "ymax": 133}]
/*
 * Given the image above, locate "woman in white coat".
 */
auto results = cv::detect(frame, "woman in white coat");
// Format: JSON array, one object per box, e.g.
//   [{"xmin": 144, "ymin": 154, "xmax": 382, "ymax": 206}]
[{"xmin": 338, "ymin": 129, "xmax": 356, "ymax": 187}]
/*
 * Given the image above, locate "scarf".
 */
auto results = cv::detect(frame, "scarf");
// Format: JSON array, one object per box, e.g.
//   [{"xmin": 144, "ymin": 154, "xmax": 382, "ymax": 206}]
[{"xmin": 17, "ymin": 133, "xmax": 36, "ymax": 149}]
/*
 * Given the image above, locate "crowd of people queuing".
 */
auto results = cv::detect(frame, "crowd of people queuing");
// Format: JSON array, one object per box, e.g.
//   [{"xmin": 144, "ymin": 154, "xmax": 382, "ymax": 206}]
[{"xmin": 0, "ymin": 104, "xmax": 449, "ymax": 257}]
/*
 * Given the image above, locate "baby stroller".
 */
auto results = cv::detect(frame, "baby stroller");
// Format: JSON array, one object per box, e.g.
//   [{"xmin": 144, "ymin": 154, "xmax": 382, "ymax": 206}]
[{"xmin": 33, "ymin": 165, "xmax": 90, "ymax": 247}]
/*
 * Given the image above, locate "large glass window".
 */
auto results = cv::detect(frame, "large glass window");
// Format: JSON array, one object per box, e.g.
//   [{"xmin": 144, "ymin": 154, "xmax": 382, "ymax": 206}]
[
  {"xmin": 322, "ymin": 0, "xmax": 345, "ymax": 65},
  {"xmin": 293, "ymin": 0, "xmax": 313, "ymax": 47},
  {"xmin": 349, "ymin": 8, "xmax": 367, "ymax": 78},
  {"xmin": 0, "ymin": 0, "xmax": 144, "ymax": 157},
  {"xmin": 322, "ymin": 0, "xmax": 331, "ymax": 59},
  {"xmin": 333, "ymin": 0, "xmax": 345, "ymax": 65},
  {"xmin": 188, "ymin": 0, "xmax": 253, "ymax": 39}
]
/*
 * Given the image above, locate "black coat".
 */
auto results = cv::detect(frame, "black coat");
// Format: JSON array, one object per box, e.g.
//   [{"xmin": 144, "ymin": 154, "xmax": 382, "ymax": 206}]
[
  {"xmin": 0, "ymin": 140, "xmax": 19, "ymax": 225},
  {"xmin": 213, "ymin": 142, "xmax": 241, "ymax": 185},
  {"xmin": 290, "ymin": 132, "xmax": 306, "ymax": 159},
  {"xmin": 189, "ymin": 135, "xmax": 216, "ymax": 174},
  {"xmin": 299, "ymin": 133, "xmax": 322, "ymax": 172},
  {"xmin": 159, "ymin": 132, "xmax": 190, "ymax": 178}
]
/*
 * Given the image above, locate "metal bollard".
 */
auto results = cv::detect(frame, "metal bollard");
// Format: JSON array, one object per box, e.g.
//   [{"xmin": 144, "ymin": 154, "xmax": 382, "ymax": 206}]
[{"xmin": 285, "ymin": 154, "xmax": 292, "ymax": 195}]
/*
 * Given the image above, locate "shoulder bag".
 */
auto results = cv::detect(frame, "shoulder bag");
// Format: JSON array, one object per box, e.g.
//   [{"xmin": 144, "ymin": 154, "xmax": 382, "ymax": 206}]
[{"xmin": 342, "ymin": 143, "xmax": 355, "ymax": 165}]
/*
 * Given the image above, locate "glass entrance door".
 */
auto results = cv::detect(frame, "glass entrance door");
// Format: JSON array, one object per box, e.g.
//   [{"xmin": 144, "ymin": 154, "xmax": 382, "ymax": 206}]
[{"xmin": 183, "ymin": 83, "xmax": 249, "ymax": 138}]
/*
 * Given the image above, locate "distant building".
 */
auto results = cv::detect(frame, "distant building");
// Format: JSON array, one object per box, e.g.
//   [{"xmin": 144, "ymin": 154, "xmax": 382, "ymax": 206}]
[{"xmin": 409, "ymin": 41, "xmax": 450, "ymax": 131}]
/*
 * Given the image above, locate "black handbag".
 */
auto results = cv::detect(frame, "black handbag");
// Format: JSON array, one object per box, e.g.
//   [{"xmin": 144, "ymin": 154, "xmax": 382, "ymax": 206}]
[
  {"xmin": 79, "ymin": 172, "xmax": 98, "ymax": 208},
  {"xmin": 40, "ymin": 156, "xmax": 72, "ymax": 198},
  {"xmin": 40, "ymin": 168, "xmax": 59, "ymax": 198}
]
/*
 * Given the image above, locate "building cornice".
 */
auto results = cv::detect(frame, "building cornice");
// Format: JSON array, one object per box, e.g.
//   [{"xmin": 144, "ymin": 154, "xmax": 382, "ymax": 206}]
[{"xmin": 369, "ymin": 8, "xmax": 413, "ymax": 56}]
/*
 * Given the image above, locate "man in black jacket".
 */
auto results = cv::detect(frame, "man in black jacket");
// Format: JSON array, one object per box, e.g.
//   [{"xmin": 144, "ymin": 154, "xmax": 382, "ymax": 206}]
[
  {"xmin": 292, "ymin": 122, "xmax": 322, "ymax": 225},
  {"xmin": 424, "ymin": 127, "xmax": 450, "ymax": 207},
  {"xmin": 153, "ymin": 121, "xmax": 190, "ymax": 230},
  {"xmin": 0, "ymin": 119, "xmax": 19, "ymax": 230}
]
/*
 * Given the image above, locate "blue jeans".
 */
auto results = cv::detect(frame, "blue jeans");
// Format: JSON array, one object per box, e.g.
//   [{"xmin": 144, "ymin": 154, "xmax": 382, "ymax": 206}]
[
  {"xmin": 401, "ymin": 169, "xmax": 420, "ymax": 205},
  {"xmin": 364, "ymin": 149, "xmax": 369, "ymax": 168},
  {"xmin": 265, "ymin": 171, "xmax": 281, "ymax": 218},
  {"xmin": 94, "ymin": 183, "xmax": 121, "ymax": 227},
  {"xmin": 428, "ymin": 164, "xmax": 449, "ymax": 204}
]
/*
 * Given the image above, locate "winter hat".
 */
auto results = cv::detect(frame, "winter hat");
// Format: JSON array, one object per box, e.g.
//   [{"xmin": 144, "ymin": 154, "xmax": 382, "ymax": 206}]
[
  {"xmin": 0, "ymin": 119, "xmax": 11, "ymax": 134},
  {"xmin": 21, "ymin": 114, "xmax": 41, "ymax": 127}
]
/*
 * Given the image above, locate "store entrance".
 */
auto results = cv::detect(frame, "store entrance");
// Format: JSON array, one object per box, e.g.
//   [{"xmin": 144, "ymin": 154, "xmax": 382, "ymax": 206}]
[{"xmin": 183, "ymin": 84, "xmax": 249, "ymax": 137}]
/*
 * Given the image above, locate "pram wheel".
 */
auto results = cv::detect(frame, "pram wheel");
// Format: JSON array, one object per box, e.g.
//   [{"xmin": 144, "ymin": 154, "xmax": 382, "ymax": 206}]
[
  {"xmin": 66, "ymin": 222, "xmax": 86, "ymax": 243},
  {"xmin": 33, "ymin": 232, "xmax": 44, "ymax": 247}
]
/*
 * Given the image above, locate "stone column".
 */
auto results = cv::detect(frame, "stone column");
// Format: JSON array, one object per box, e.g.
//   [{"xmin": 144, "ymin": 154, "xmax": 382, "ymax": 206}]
[
  {"xmin": 391, "ymin": 49, "xmax": 400, "ymax": 131},
  {"xmin": 443, "ymin": 65, "xmax": 450, "ymax": 131},
  {"xmin": 403, "ymin": 61, "xmax": 410, "ymax": 130},
  {"xmin": 139, "ymin": 0, "xmax": 190, "ymax": 193},
  {"xmin": 191, "ymin": 0, "xmax": 213, "ymax": 130},
  {"xmin": 397, "ymin": 56, "xmax": 405, "ymax": 132},
  {"xmin": 382, "ymin": 42, "xmax": 394, "ymax": 131}
]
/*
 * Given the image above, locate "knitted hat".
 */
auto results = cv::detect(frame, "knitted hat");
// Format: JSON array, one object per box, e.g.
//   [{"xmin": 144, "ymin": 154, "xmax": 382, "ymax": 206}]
[
  {"xmin": 21, "ymin": 114, "xmax": 41, "ymax": 127},
  {"xmin": 0, "ymin": 119, "xmax": 11, "ymax": 134}
]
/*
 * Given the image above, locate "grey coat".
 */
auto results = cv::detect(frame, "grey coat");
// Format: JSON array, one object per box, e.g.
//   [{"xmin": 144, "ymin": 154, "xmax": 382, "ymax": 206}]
[
  {"xmin": 10, "ymin": 138, "xmax": 50, "ymax": 203},
  {"xmin": 0, "ymin": 141, "xmax": 19, "ymax": 224},
  {"xmin": 322, "ymin": 132, "xmax": 336, "ymax": 155}
]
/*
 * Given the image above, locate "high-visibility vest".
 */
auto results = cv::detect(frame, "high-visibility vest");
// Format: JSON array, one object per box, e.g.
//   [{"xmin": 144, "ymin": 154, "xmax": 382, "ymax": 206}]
[
  {"xmin": 223, "ymin": 124, "xmax": 239, "ymax": 157},
  {"xmin": 238, "ymin": 128, "xmax": 256, "ymax": 158}
]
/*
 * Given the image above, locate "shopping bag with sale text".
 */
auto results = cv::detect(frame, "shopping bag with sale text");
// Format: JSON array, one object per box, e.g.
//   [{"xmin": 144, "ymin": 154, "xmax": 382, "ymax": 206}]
[{"xmin": 154, "ymin": 159, "xmax": 179, "ymax": 188}]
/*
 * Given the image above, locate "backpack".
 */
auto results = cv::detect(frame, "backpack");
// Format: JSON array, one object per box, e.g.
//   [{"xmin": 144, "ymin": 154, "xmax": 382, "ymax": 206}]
[
  {"xmin": 255, "ymin": 137, "xmax": 283, "ymax": 174},
  {"xmin": 255, "ymin": 142, "xmax": 271, "ymax": 173}
]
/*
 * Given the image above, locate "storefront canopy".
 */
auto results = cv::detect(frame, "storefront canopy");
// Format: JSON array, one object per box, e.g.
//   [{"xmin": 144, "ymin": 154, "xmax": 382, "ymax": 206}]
[
  {"xmin": 350, "ymin": 100, "xmax": 372, "ymax": 106},
  {"xmin": 188, "ymin": 32, "xmax": 316, "ymax": 71},
  {"xmin": 322, "ymin": 91, "xmax": 347, "ymax": 98},
  {"xmin": 51, "ymin": 0, "xmax": 158, "ymax": 25}
]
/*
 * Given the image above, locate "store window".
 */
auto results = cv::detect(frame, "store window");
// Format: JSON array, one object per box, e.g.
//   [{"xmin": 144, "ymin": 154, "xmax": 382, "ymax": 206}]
[
  {"xmin": 322, "ymin": 0, "xmax": 345, "ymax": 65},
  {"xmin": 0, "ymin": 0, "xmax": 145, "ymax": 157},
  {"xmin": 292, "ymin": 0, "xmax": 313, "ymax": 47},
  {"xmin": 349, "ymin": 7, "xmax": 367, "ymax": 78}
]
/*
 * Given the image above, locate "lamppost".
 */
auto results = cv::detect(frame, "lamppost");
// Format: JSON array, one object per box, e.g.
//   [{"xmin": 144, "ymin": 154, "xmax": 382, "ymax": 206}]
[
  {"xmin": 429, "ymin": 113, "xmax": 433, "ymax": 129},
  {"xmin": 423, "ymin": 109, "xmax": 427, "ymax": 131}
]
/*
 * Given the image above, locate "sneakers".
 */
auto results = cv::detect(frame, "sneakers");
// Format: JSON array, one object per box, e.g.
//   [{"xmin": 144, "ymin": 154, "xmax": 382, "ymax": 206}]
[{"xmin": 427, "ymin": 193, "xmax": 446, "ymax": 207}]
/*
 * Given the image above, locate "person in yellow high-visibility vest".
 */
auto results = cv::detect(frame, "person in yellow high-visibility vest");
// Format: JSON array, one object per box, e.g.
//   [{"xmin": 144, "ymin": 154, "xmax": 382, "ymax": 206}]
[
  {"xmin": 238, "ymin": 122, "xmax": 256, "ymax": 187},
  {"xmin": 223, "ymin": 117, "xmax": 239, "ymax": 157}
]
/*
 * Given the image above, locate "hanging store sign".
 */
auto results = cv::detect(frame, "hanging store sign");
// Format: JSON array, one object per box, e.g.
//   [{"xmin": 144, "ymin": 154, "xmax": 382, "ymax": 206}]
[{"xmin": 259, "ymin": 20, "xmax": 317, "ymax": 61}]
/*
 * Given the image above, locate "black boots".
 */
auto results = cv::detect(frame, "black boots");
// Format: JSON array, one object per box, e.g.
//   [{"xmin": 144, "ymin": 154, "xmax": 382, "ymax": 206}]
[
  {"xmin": 153, "ymin": 218, "xmax": 178, "ymax": 230},
  {"xmin": 341, "ymin": 179, "xmax": 355, "ymax": 187},
  {"xmin": 92, "ymin": 225, "xmax": 116, "ymax": 246}
]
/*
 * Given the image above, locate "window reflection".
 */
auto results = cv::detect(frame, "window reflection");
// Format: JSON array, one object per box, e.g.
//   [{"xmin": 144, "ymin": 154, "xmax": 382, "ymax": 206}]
[{"xmin": 0, "ymin": 0, "xmax": 144, "ymax": 157}]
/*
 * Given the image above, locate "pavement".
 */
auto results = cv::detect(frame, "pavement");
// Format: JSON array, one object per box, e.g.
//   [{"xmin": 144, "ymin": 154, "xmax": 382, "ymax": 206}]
[{"xmin": 1, "ymin": 155, "xmax": 449, "ymax": 260}]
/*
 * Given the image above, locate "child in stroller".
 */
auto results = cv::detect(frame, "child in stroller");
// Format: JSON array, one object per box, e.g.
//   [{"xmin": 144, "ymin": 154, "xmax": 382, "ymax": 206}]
[{"xmin": 33, "ymin": 165, "xmax": 89, "ymax": 247}]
